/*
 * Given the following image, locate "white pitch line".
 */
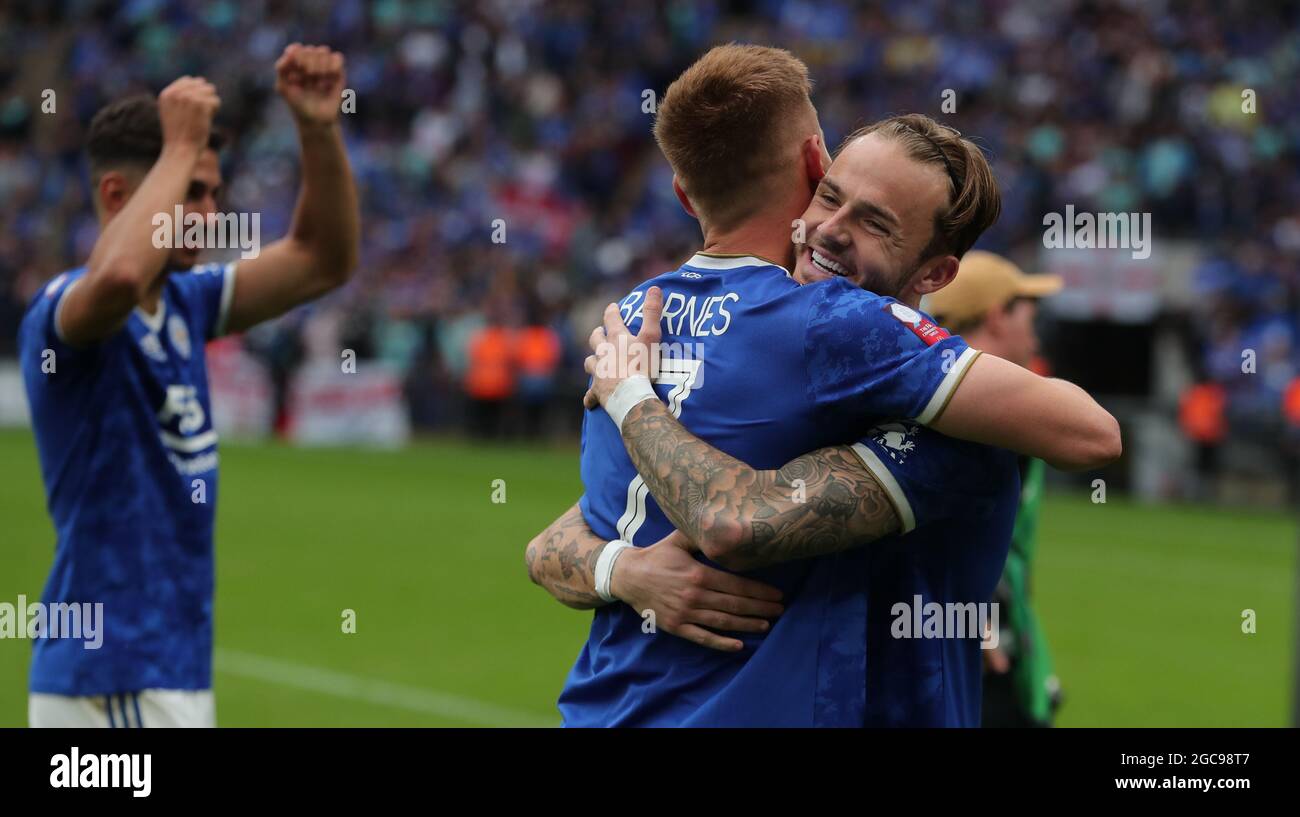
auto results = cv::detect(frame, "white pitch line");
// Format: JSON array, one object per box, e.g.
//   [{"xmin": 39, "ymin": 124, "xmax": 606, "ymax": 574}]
[{"xmin": 215, "ymin": 648, "xmax": 556, "ymax": 728}]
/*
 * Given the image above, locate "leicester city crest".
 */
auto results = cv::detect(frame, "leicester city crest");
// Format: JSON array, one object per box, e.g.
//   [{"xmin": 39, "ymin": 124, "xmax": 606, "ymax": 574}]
[{"xmin": 168, "ymin": 315, "xmax": 192, "ymax": 360}]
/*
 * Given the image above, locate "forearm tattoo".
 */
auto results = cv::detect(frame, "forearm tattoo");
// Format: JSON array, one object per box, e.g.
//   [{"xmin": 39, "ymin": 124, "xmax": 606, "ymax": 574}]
[
  {"xmin": 620, "ymin": 400, "xmax": 900, "ymax": 571},
  {"xmin": 526, "ymin": 502, "xmax": 608, "ymax": 608}
]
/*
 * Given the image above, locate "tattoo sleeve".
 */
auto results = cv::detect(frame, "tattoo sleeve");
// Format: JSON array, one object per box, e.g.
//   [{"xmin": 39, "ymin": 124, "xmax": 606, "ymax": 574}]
[
  {"xmin": 526, "ymin": 502, "xmax": 611, "ymax": 610},
  {"xmin": 619, "ymin": 400, "xmax": 900, "ymax": 572}
]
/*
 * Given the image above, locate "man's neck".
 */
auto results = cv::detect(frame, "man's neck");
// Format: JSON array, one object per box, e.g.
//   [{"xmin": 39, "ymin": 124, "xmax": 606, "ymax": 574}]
[
  {"xmin": 898, "ymin": 291, "xmax": 923, "ymax": 309},
  {"xmin": 701, "ymin": 212, "xmax": 800, "ymax": 270},
  {"xmin": 139, "ymin": 275, "xmax": 167, "ymax": 315}
]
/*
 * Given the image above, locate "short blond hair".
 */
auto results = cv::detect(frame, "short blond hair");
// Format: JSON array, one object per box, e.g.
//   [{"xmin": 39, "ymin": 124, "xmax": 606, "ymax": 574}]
[{"xmin": 654, "ymin": 44, "xmax": 814, "ymax": 228}]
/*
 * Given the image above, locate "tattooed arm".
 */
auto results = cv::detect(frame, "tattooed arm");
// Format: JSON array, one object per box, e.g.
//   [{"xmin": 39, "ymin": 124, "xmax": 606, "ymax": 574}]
[
  {"xmin": 577, "ymin": 287, "xmax": 900, "ymax": 573},
  {"xmin": 525, "ymin": 502, "xmax": 786, "ymax": 649},
  {"xmin": 525, "ymin": 502, "xmax": 607, "ymax": 609},
  {"xmin": 618, "ymin": 400, "xmax": 900, "ymax": 572}
]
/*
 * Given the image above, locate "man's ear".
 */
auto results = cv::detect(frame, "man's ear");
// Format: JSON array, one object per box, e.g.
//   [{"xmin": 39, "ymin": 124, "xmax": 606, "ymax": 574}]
[
  {"xmin": 912, "ymin": 254, "xmax": 960, "ymax": 298},
  {"xmin": 801, "ymin": 135, "xmax": 828, "ymax": 191},
  {"xmin": 96, "ymin": 171, "xmax": 132, "ymax": 220},
  {"xmin": 672, "ymin": 176, "xmax": 698, "ymax": 220}
]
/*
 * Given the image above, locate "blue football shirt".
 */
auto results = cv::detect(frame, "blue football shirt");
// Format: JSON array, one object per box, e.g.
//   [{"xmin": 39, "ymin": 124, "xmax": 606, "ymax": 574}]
[
  {"xmin": 560, "ymin": 253, "xmax": 981, "ymax": 726},
  {"xmin": 824, "ymin": 423, "xmax": 1021, "ymax": 727},
  {"xmin": 19, "ymin": 262, "xmax": 236, "ymax": 696}
]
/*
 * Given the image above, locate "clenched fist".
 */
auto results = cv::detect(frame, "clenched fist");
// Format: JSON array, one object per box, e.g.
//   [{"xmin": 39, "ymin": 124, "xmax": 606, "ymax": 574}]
[
  {"xmin": 158, "ymin": 76, "xmax": 221, "ymax": 151},
  {"xmin": 275, "ymin": 43, "xmax": 346, "ymax": 127}
]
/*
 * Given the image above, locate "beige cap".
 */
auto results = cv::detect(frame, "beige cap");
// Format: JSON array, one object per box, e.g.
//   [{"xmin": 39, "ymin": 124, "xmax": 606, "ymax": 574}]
[{"xmin": 925, "ymin": 250, "xmax": 1063, "ymax": 327}]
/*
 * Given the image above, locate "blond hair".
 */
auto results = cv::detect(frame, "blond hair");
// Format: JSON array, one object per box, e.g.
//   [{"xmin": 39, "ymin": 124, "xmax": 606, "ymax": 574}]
[{"xmin": 654, "ymin": 44, "xmax": 815, "ymax": 228}]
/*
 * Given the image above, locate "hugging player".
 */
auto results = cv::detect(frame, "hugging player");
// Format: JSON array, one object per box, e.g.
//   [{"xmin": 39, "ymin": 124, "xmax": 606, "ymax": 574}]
[{"xmin": 526, "ymin": 45, "xmax": 1119, "ymax": 727}]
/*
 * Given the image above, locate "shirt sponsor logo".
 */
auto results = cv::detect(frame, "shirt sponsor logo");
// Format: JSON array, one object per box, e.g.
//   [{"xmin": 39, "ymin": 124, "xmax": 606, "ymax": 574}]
[{"xmin": 138, "ymin": 333, "xmax": 168, "ymax": 362}]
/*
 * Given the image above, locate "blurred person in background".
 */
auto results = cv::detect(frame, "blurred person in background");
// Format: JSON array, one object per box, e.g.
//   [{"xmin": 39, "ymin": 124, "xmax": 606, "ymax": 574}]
[
  {"xmin": 1286, "ymin": 376, "xmax": 1300, "ymax": 502},
  {"xmin": 514, "ymin": 301, "xmax": 563, "ymax": 438},
  {"xmin": 924, "ymin": 250, "xmax": 1065, "ymax": 728},
  {"xmin": 1179, "ymin": 380, "xmax": 1227, "ymax": 501},
  {"xmin": 463, "ymin": 298, "xmax": 517, "ymax": 439},
  {"xmin": 3, "ymin": 1, "xmax": 1297, "ymax": 443},
  {"xmin": 19, "ymin": 45, "xmax": 359, "ymax": 728}
]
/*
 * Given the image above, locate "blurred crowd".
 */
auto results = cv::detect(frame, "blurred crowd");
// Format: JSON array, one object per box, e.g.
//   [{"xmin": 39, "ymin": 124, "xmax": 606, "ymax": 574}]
[{"xmin": 1, "ymin": 0, "xmax": 1298, "ymax": 440}]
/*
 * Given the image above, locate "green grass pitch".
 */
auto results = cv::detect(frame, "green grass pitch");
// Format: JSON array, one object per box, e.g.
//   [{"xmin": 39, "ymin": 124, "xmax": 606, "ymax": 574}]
[{"xmin": 0, "ymin": 428, "xmax": 1294, "ymax": 727}]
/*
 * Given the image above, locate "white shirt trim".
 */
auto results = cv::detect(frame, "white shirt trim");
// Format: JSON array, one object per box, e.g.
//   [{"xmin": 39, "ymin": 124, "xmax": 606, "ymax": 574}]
[
  {"xmin": 214, "ymin": 262, "xmax": 238, "ymax": 337},
  {"xmin": 849, "ymin": 442, "xmax": 917, "ymax": 533},
  {"xmin": 913, "ymin": 347, "xmax": 980, "ymax": 425},
  {"xmin": 51, "ymin": 277, "xmax": 77, "ymax": 345},
  {"xmin": 135, "ymin": 298, "xmax": 166, "ymax": 335},
  {"xmin": 160, "ymin": 429, "xmax": 219, "ymax": 453},
  {"xmin": 683, "ymin": 253, "xmax": 790, "ymax": 275}
]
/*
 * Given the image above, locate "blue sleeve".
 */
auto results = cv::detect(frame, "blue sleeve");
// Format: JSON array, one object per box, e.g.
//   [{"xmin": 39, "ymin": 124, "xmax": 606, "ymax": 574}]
[
  {"xmin": 172, "ymin": 262, "xmax": 237, "ymax": 341},
  {"xmin": 804, "ymin": 279, "xmax": 980, "ymax": 427},
  {"xmin": 19, "ymin": 271, "xmax": 96, "ymax": 368},
  {"xmin": 848, "ymin": 423, "xmax": 1014, "ymax": 533}
]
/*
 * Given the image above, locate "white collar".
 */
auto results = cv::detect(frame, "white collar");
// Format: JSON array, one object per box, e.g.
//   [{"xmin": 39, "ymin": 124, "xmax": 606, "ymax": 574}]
[
  {"xmin": 683, "ymin": 253, "xmax": 790, "ymax": 275},
  {"xmin": 135, "ymin": 297, "xmax": 166, "ymax": 334}
]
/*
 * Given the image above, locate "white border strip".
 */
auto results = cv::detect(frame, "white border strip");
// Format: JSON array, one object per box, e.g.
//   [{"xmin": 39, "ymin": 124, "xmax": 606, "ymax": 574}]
[
  {"xmin": 849, "ymin": 442, "xmax": 916, "ymax": 533},
  {"xmin": 913, "ymin": 347, "xmax": 980, "ymax": 425}
]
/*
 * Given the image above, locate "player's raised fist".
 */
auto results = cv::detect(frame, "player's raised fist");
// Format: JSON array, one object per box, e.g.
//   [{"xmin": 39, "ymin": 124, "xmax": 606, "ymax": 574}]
[
  {"xmin": 158, "ymin": 76, "xmax": 220, "ymax": 151},
  {"xmin": 275, "ymin": 43, "xmax": 346, "ymax": 127}
]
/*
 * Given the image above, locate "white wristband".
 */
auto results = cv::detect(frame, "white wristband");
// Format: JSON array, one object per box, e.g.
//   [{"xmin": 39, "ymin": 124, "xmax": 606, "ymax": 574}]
[
  {"xmin": 594, "ymin": 539, "xmax": 634, "ymax": 603},
  {"xmin": 604, "ymin": 375, "xmax": 658, "ymax": 431}
]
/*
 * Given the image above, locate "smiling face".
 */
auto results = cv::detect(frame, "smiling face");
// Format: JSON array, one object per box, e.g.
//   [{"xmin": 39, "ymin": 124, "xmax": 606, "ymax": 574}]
[
  {"xmin": 170, "ymin": 149, "xmax": 223, "ymax": 269},
  {"xmin": 793, "ymin": 132, "xmax": 953, "ymax": 300},
  {"xmin": 172, "ymin": 148, "xmax": 223, "ymax": 269},
  {"xmin": 87, "ymin": 94, "xmax": 228, "ymax": 274},
  {"xmin": 97, "ymin": 147, "xmax": 224, "ymax": 271}
]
